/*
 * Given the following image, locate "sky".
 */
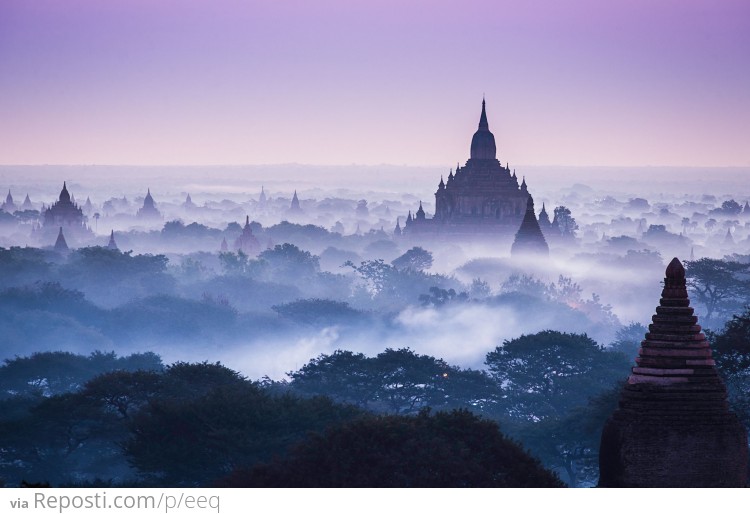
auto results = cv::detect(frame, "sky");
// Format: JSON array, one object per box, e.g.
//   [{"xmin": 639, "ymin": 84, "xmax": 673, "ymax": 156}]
[{"xmin": 1, "ymin": 0, "xmax": 748, "ymax": 167}]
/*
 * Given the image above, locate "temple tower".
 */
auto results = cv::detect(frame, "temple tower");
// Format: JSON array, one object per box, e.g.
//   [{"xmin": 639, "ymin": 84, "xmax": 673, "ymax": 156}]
[
  {"xmin": 511, "ymin": 195, "xmax": 549, "ymax": 257},
  {"xmin": 137, "ymin": 189, "xmax": 161, "ymax": 219},
  {"xmin": 54, "ymin": 227, "xmax": 69, "ymax": 252},
  {"xmin": 290, "ymin": 191, "xmax": 302, "ymax": 212},
  {"xmin": 598, "ymin": 258, "xmax": 748, "ymax": 487},
  {"xmin": 107, "ymin": 230, "xmax": 118, "ymax": 250},
  {"xmin": 2, "ymin": 190, "xmax": 17, "ymax": 212},
  {"xmin": 233, "ymin": 215, "xmax": 260, "ymax": 255}
]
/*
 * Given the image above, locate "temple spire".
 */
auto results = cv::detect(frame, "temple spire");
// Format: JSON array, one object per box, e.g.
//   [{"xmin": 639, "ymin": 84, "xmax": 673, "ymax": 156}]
[
  {"xmin": 108, "ymin": 230, "xmax": 118, "ymax": 250},
  {"xmin": 478, "ymin": 97, "xmax": 489, "ymax": 130}
]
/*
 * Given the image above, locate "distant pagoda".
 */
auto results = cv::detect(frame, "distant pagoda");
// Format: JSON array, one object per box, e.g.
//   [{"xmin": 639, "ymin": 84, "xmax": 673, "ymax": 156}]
[
  {"xmin": 21, "ymin": 194, "xmax": 33, "ymax": 211},
  {"xmin": 2, "ymin": 190, "xmax": 17, "ymax": 212},
  {"xmin": 290, "ymin": 190, "xmax": 302, "ymax": 212},
  {"xmin": 137, "ymin": 189, "xmax": 161, "ymax": 220},
  {"xmin": 510, "ymin": 195, "xmax": 549, "ymax": 257},
  {"xmin": 54, "ymin": 227, "xmax": 69, "ymax": 252},
  {"xmin": 233, "ymin": 216, "xmax": 260, "ymax": 255},
  {"xmin": 41, "ymin": 182, "xmax": 91, "ymax": 242},
  {"xmin": 405, "ymin": 99, "xmax": 531, "ymax": 240},
  {"xmin": 107, "ymin": 230, "xmax": 118, "ymax": 250},
  {"xmin": 599, "ymin": 258, "xmax": 748, "ymax": 487}
]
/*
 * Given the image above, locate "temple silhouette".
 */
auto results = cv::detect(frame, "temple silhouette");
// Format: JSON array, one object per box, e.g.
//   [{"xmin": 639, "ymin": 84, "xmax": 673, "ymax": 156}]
[
  {"xmin": 136, "ymin": 189, "xmax": 161, "ymax": 220},
  {"xmin": 404, "ymin": 99, "xmax": 540, "ymax": 243},
  {"xmin": 35, "ymin": 182, "xmax": 92, "ymax": 245}
]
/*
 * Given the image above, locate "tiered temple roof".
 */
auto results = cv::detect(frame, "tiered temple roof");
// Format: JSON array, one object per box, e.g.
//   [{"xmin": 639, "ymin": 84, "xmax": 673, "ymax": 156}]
[{"xmin": 599, "ymin": 258, "xmax": 748, "ymax": 487}]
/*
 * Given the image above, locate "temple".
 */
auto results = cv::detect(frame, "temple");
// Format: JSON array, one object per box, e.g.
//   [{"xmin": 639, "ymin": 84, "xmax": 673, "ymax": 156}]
[
  {"xmin": 511, "ymin": 194, "xmax": 549, "ymax": 256},
  {"xmin": 234, "ymin": 216, "xmax": 260, "ymax": 255},
  {"xmin": 290, "ymin": 190, "xmax": 302, "ymax": 212},
  {"xmin": 2, "ymin": 190, "xmax": 17, "ymax": 212},
  {"xmin": 54, "ymin": 227, "xmax": 69, "ymax": 252},
  {"xmin": 107, "ymin": 230, "xmax": 118, "ymax": 250},
  {"xmin": 21, "ymin": 194, "xmax": 33, "ymax": 211},
  {"xmin": 404, "ymin": 99, "xmax": 534, "ymax": 240},
  {"xmin": 598, "ymin": 258, "xmax": 748, "ymax": 487},
  {"xmin": 137, "ymin": 189, "xmax": 161, "ymax": 220},
  {"xmin": 40, "ymin": 183, "xmax": 91, "ymax": 243}
]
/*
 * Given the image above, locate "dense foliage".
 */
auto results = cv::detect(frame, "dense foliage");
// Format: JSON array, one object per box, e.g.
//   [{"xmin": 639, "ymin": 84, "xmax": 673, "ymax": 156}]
[{"xmin": 220, "ymin": 410, "xmax": 564, "ymax": 488}]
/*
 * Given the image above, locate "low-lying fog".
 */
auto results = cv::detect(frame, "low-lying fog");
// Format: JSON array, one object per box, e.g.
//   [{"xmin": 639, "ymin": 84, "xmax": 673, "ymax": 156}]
[{"xmin": 1, "ymin": 164, "xmax": 748, "ymax": 379}]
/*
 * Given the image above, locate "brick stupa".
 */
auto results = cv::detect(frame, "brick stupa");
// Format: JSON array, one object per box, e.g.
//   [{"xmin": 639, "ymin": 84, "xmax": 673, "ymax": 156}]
[{"xmin": 599, "ymin": 257, "xmax": 748, "ymax": 487}]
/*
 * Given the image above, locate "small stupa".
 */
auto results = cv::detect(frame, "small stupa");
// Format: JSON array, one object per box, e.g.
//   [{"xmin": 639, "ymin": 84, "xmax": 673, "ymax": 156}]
[
  {"xmin": 54, "ymin": 227, "xmax": 69, "ymax": 252},
  {"xmin": 107, "ymin": 230, "xmax": 118, "ymax": 250},
  {"xmin": 599, "ymin": 258, "xmax": 748, "ymax": 487},
  {"xmin": 510, "ymin": 195, "xmax": 549, "ymax": 257}
]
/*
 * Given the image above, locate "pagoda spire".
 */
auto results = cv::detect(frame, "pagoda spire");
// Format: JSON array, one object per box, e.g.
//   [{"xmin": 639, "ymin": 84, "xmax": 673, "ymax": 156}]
[
  {"xmin": 107, "ymin": 230, "xmax": 118, "ymax": 250},
  {"xmin": 478, "ymin": 97, "xmax": 489, "ymax": 130}
]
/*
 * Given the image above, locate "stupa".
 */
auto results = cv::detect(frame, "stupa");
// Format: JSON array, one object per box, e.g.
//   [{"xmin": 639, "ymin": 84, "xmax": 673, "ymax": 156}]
[
  {"xmin": 598, "ymin": 258, "xmax": 748, "ymax": 487},
  {"xmin": 510, "ymin": 195, "xmax": 549, "ymax": 257}
]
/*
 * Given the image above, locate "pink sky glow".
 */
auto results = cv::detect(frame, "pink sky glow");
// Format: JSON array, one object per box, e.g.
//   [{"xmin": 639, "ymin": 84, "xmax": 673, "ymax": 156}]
[{"xmin": 1, "ymin": 0, "xmax": 748, "ymax": 167}]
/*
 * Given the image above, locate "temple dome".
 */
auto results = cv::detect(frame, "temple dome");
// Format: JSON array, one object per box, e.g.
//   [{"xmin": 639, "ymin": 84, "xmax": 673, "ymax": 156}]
[{"xmin": 469, "ymin": 99, "xmax": 497, "ymax": 160}]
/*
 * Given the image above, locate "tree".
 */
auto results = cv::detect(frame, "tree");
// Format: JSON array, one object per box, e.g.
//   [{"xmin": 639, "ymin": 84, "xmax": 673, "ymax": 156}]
[
  {"xmin": 485, "ymin": 330, "xmax": 631, "ymax": 420},
  {"xmin": 553, "ymin": 206, "xmax": 578, "ymax": 238},
  {"xmin": 289, "ymin": 348, "xmax": 499, "ymax": 415},
  {"xmin": 608, "ymin": 322, "xmax": 647, "ymax": 359},
  {"xmin": 125, "ymin": 382, "xmax": 360, "ymax": 486},
  {"xmin": 418, "ymin": 286, "xmax": 468, "ymax": 307},
  {"xmin": 684, "ymin": 258, "xmax": 750, "ymax": 326},
  {"xmin": 271, "ymin": 299, "xmax": 365, "ymax": 326},
  {"xmin": 391, "ymin": 246, "xmax": 433, "ymax": 272},
  {"xmin": 219, "ymin": 409, "xmax": 564, "ymax": 487},
  {"xmin": 258, "ymin": 243, "xmax": 320, "ymax": 281},
  {"xmin": 709, "ymin": 307, "xmax": 750, "ymax": 430},
  {"xmin": 510, "ymin": 385, "xmax": 622, "ymax": 487}
]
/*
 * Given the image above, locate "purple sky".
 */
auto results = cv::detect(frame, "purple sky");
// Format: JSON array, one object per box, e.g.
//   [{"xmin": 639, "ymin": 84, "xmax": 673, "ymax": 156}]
[{"xmin": 1, "ymin": 0, "xmax": 748, "ymax": 166}]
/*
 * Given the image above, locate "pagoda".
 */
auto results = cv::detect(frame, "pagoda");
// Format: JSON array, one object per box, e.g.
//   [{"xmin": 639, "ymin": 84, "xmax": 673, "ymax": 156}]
[
  {"xmin": 107, "ymin": 230, "xmax": 118, "ymax": 250},
  {"xmin": 510, "ymin": 195, "xmax": 549, "ymax": 257},
  {"xmin": 41, "ymin": 182, "xmax": 91, "ymax": 242},
  {"xmin": 54, "ymin": 227, "xmax": 69, "ymax": 252},
  {"xmin": 233, "ymin": 216, "xmax": 260, "ymax": 255},
  {"xmin": 599, "ymin": 258, "xmax": 748, "ymax": 487},
  {"xmin": 137, "ymin": 189, "xmax": 161, "ymax": 220},
  {"xmin": 290, "ymin": 191, "xmax": 302, "ymax": 212},
  {"xmin": 21, "ymin": 194, "xmax": 33, "ymax": 211},
  {"xmin": 2, "ymin": 190, "xmax": 17, "ymax": 212}
]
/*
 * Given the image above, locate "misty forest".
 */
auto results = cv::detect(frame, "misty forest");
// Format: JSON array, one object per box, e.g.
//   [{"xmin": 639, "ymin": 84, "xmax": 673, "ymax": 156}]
[{"xmin": 1, "ymin": 166, "xmax": 750, "ymax": 488}]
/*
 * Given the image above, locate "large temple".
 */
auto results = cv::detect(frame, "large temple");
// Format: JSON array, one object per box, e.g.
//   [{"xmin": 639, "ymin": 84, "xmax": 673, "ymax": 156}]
[
  {"xmin": 38, "ymin": 182, "xmax": 92, "ymax": 244},
  {"xmin": 599, "ymin": 258, "xmax": 747, "ymax": 487},
  {"xmin": 404, "ymin": 99, "xmax": 532, "ymax": 239}
]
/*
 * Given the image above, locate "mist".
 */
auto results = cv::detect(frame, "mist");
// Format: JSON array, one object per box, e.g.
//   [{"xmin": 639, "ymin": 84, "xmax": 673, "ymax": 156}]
[{"xmin": 2, "ymin": 164, "xmax": 748, "ymax": 382}]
